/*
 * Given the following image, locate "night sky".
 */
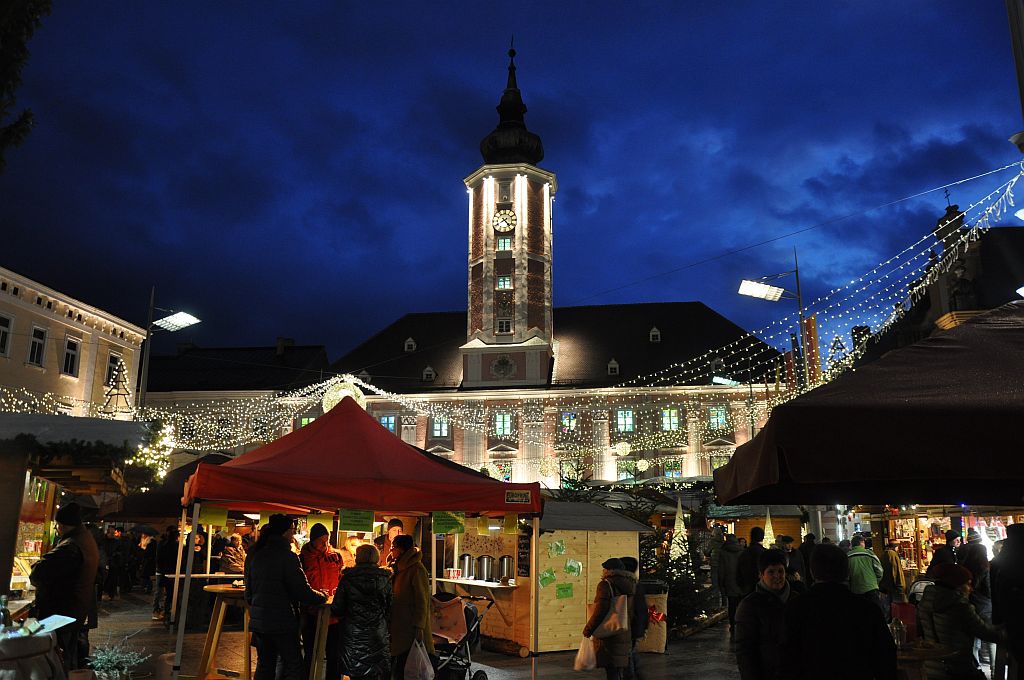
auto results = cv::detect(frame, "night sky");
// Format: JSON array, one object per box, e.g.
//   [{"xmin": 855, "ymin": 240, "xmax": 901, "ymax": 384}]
[{"xmin": 2, "ymin": 3, "xmax": 1021, "ymax": 359}]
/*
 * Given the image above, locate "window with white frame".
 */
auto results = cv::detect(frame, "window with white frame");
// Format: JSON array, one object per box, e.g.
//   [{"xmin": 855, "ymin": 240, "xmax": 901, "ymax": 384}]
[
  {"xmin": 105, "ymin": 353, "xmax": 122, "ymax": 386},
  {"xmin": 616, "ymin": 409, "xmax": 634, "ymax": 432},
  {"xmin": 661, "ymin": 408, "xmax": 680, "ymax": 431},
  {"xmin": 404, "ymin": 338, "xmax": 416, "ymax": 352},
  {"xmin": 560, "ymin": 412, "xmax": 577, "ymax": 433},
  {"xmin": 0, "ymin": 315, "xmax": 10, "ymax": 356},
  {"xmin": 28, "ymin": 327, "xmax": 46, "ymax": 366},
  {"xmin": 664, "ymin": 458, "xmax": 682, "ymax": 478},
  {"xmin": 496, "ymin": 276, "xmax": 512, "ymax": 290},
  {"xmin": 432, "ymin": 418, "xmax": 449, "ymax": 438},
  {"xmin": 497, "ymin": 237, "xmax": 512, "ymax": 251},
  {"xmin": 494, "ymin": 412, "xmax": 513, "ymax": 436},
  {"xmin": 62, "ymin": 338, "xmax": 80, "ymax": 376},
  {"xmin": 379, "ymin": 415, "xmax": 396, "ymax": 433},
  {"xmin": 496, "ymin": 318, "xmax": 512, "ymax": 334},
  {"xmin": 422, "ymin": 366, "xmax": 436, "ymax": 381},
  {"xmin": 709, "ymin": 405, "xmax": 729, "ymax": 429}
]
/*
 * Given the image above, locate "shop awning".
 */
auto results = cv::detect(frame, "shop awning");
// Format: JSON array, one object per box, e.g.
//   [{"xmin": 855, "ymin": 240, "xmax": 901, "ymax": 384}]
[
  {"xmin": 714, "ymin": 301, "xmax": 1024, "ymax": 506},
  {"xmin": 184, "ymin": 397, "xmax": 542, "ymax": 515}
]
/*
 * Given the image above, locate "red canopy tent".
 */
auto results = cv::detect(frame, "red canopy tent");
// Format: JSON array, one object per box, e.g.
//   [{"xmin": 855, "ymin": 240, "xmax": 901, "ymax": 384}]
[
  {"xmin": 172, "ymin": 397, "xmax": 543, "ymax": 680},
  {"xmin": 183, "ymin": 396, "xmax": 541, "ymax": 514}
]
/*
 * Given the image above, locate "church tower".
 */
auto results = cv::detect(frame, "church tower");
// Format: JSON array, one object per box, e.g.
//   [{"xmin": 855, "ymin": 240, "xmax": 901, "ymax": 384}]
[{"xmin": 461, "ymin": 49, "xmax": 557, "ymax": 388}]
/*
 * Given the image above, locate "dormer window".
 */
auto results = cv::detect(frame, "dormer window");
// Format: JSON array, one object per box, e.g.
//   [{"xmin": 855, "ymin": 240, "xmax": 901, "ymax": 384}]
[
  {"xmin": 357, "ymin": 370, "xmax": 371, "ymax": 382},
  {"xmin": 649, "ymin": 327, "xmax": 661, "ymax": 343},
  {"xmin": 607, "ymin": 359, "xmax": 620, "ymax": 376},
  {"xmin": 422, "ymin": 366, "xmax": 436, "ymax": 382},
  {"xmin": 404, "ymin": 338, "xmax": 417, "ymax": 353}
]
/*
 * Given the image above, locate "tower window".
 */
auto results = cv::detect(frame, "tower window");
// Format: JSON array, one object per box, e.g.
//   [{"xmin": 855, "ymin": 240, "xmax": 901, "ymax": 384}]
[
  {"xmin": 496, "ymin": 276, "xmax": 512, "ymax": 290},
  {"xmin": 497, "ymin": 237, "xmax": 512, "ymax": 251},
  {"xmin": 607, "ymin": 359, "xmax": 620, "ymax": 376},
  {"xmin": 497, "ymin": 318, "xmax": 512, "ymax": 334},
  {"xmin": 404, "ymin": 337, "xmax": 417, "ymax": 352},
  {"xmin": 497, "ymin": 180, "xmax": 513, "ymax": 203},
  {"xmin": 650, "ymin": 327, "xmax": 661, "ymax": 343},
  {"xmin": 494, "ymin": 412, "xmax": 513, "ymax": 436},
  {"xmin": 616, "ymin": 409, "xmax": 634, "ymax": 433}
]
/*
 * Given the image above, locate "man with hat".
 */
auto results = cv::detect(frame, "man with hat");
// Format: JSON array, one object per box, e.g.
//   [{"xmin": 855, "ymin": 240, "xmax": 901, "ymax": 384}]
[
  {"xmin": 29, "ymin": 502, "xmax": 99, "ymax": 672},
  {"xmin": 917, "ymin": 563, "xmax": 1006, "ymax": 679},
  {"xmin": 928, "ymin": 530, "xmax": 962, "ymax": 572},
  {"xmin": 375, "ymin": 518, "xmax": 404, "ymax": 567},
  {"xmin": 246, "ymin": 514, "xmax": 327, "ymax": 680}
]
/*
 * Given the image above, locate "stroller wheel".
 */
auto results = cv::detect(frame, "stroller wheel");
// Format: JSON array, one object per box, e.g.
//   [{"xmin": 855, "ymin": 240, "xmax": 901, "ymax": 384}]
[{"xmin": 471, "ymin": 671, "xmax": 488, "ymax": 680}]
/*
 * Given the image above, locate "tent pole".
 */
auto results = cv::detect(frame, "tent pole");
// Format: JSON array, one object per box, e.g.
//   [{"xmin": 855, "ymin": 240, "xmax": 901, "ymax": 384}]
[
  {"xmin": 206, "ymin": 521, "xmax": 212, "ymax": 575},
  {"xmin": 531, "ymin": 515, "xmax": 540, "ymax": 680},
  {"xmin": 172, "ymin": 502, "xmax": 201, "ymax": 680},
  {"xmin": 430, "ymin": 514, "xmax": 437, "ymax": 594},
  {"xmin": 170, "ymin": 506, "xmax": 186, "ymax": 626}
]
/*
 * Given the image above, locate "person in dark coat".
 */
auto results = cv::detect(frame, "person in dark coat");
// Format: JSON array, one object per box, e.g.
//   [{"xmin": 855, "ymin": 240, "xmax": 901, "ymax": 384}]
[
  {"xmin": 139, "ymin": 531, "xmax": 157, "ymax": 594},
  {"xmin": 153, "ymin": 526, "xmax": 179, "ymax": 621},
  {"xmin": 245, "ymin": 514, "xmax": 327, "ymax": 680},
  {"xmin": 737, "ymin": 526, "xmax": 766, "ymax": 596},
  {"xmin": 388, "ymin": 534, "xmax": 433, "ymax": 680},
  {"xmin": 917, "ymin": 563, "xmax": 1006, "ymax": 680},
  {"xmin": 955, "ymin": 529, "xmax": 994, "ymax": 669},
  {"xmin": 928, "ymin": 530, "xmax": 961, "ymax": 573},
  {"xmin": 990, "ymin": 523, "xmax": 1024, "ymax": 663},
  {"xmin": 778, "ymin": 536, "xmax": 807, "ymax": 586},
  {"xmin": 332, "ymin": 544, "xmax": 392, "ymax": 680},
  {"xmin": 735, "ymin": 549, "xmax": 795, "ymax": 680},
  {"xmin": 583, "ymin": 558, "xmax": 636, "ymax": 680},
  {"xmin": 619, "ymin": 556, "xmax": 647, "ymax": 680},
  {"xmin": 717, "ymin": 533, "xmax": 745, "ymax": 635},
  {"xmin": 780, "ymin": 543, "xmax": 897, "ymax": 680},
  {"xmin": 29, "ymin": 502, "xmax": 99, "ymax": 672},
  {"xmin": 797, "ymin": 534, "xmax": 816, "ymax": 587}
]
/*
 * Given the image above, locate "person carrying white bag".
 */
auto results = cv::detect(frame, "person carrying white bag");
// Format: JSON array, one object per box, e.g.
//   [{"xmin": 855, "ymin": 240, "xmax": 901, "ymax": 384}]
[{"xmin": 580, "ymin": 558, "xmax": 635, "ymax": 680}]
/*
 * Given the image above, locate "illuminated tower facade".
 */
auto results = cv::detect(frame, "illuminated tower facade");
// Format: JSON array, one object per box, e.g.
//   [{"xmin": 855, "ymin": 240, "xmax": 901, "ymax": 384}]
[{"xmin": 461, "ymin": 49, "xmax": 557, "ymax": 388}]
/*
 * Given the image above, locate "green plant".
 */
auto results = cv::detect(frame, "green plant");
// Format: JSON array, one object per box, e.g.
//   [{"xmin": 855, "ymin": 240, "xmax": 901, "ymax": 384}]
[{"xmin": 89, "ymin": 634, "xmax": 149, "ymax": 678}]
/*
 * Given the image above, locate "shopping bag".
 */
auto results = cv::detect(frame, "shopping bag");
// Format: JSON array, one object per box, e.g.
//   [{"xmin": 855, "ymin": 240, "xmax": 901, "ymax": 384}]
[
  {"xmin": 574, "ymin": 636, "xmax": 596, "ymax": 671},
  {"xmin": 404, "ymin": 639, "xmax": 435, "ymax": 680},
  {"xmin": 591, "ymin": 579, "xmax": 630, "ymax": 639}
]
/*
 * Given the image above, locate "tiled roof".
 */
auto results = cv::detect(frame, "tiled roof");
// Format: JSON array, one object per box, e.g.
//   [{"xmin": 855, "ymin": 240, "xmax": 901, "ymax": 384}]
[
  {"xmin": 332, "ymin": 301, "xmax": 773, "ymax": 393},
  {"xmin": 147, "ymin": 344, "xmax": 330, "ymax": 392}
]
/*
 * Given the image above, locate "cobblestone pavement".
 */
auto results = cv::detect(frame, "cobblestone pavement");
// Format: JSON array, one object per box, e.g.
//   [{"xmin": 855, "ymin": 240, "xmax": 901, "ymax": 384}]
[{"xmin": 90, "ymin": 591, "xmax": 740, "ymax": 680}]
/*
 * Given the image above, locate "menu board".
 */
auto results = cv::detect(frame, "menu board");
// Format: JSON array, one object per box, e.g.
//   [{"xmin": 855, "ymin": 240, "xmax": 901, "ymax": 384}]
[{"xmin": 517, "ymin": 532, "xmax": 531, "ymax": 577}]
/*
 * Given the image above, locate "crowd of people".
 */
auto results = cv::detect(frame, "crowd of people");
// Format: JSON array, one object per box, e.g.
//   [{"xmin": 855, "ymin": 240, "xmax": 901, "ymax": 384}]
[{"xmin": 709, "ymin": 524, "xmax": 1024, "ymax": 680}]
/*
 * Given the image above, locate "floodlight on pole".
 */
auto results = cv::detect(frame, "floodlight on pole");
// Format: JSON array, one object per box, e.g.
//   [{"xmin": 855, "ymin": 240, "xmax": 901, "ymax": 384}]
[
  {"xmin": 137, "ymin": 287, "xmax": 201, "ymax": 409},
  {"xmin": 738, "ymin": 279, "xmax": 786, "ymax": 302}
]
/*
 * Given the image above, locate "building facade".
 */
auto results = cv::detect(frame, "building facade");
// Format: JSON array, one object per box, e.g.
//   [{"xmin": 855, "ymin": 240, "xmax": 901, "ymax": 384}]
[
  {"xmin": 333, "ymin": 51, "xmax": 774, "ymax": 487},
  {"xmin": 0, "ymin": 266, "xmax": 145, "ymax": 415}
]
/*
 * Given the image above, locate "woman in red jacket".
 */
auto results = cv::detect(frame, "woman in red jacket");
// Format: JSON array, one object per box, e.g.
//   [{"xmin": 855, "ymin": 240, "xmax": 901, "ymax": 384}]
[{"xmin": 300, "ymin": 523, "xmax": 343, "ymax": 680}]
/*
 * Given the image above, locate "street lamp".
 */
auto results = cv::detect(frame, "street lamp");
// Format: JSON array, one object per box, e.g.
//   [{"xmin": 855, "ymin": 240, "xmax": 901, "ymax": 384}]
[
  {"xmin": 137, "ymin": 286, "xmax": 200, "ymax": 409},
  {"xmin": 738, "ymin": 248, "xmax": 809, "ymax": 388}
]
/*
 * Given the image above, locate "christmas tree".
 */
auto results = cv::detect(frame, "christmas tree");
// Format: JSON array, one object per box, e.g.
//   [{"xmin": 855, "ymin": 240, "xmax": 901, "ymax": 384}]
[{"xmin": 101, "ymin": 359, "xmax": 133, "ymax": 414}]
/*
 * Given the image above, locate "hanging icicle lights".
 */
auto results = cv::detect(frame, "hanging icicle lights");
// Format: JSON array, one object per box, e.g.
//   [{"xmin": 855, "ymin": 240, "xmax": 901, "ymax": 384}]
[{"xmin": 1, "ymin": 164, "xmax": 1020, "ymax": 470}]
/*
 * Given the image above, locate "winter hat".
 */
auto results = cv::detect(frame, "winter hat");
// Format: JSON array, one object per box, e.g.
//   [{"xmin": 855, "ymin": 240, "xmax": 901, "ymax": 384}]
[
  {"xmin": 758, "ymin": 548, "xmax": 788, "ymax": 573},
  {"xmin": 309, "ymin": 523, "xmax": 329, "ymax": 541},
  {"xmin": 55, "ymin": 502, "xmax": 82, "ymax": 526},
  {"xmin": 1007, "ymin": 523, "xmax": 1024, "ymax": 540},
  {"xmin": 601, "ymin": 558, "xmax": 625, "ymax": 571},
  {"xmin": 966, "ymin": 528, "xmax": 981, "ymax": 543},
  {"xmin": 264, "ymin": 514, "xmax": 293, "ymax": 535},
  {"xmin": 944, "ymin": 529, "xmax": 961, "ymax": 543},
  {"xmin": 932, "ymin": 564, "xmax": 972, "ymax": 588}
]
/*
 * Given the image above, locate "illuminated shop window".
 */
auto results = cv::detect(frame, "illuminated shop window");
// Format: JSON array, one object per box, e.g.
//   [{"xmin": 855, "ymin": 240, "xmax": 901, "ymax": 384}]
[
  {"xmin": 664, "ymin": 459, "xmax": 682, "ymax": 478},
  {"xmin": 494, "ymin": 412, "xmax": 513, "ymax": 436}
]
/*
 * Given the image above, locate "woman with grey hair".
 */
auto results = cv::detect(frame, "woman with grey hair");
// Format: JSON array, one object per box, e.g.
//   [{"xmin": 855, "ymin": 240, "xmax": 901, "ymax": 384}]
[{"xmin": 332, "ymin": 544, "xmax": 393, "ymax": 680}]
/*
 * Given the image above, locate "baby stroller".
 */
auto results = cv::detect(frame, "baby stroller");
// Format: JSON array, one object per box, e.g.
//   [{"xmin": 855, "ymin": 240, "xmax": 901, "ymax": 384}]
[{"xmin": 431, "ymin": 592, "xmax": 494, "ymax": 680}]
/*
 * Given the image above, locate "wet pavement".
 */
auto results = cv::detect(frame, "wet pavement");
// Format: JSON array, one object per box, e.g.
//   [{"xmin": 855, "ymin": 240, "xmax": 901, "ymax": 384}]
[{"xmin": 90, "ymin": 591, "xmax": 739, "ymax": 679}]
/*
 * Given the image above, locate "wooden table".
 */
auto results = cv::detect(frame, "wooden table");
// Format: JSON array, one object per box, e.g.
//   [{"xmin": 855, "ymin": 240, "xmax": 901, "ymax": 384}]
[
  {"xmin": 198, "ymin": 584, "xmax": 251, "ymax": 680},
  {"xmin": 896, "ymin": 641, "xmax": 956, "ymax": 680}
]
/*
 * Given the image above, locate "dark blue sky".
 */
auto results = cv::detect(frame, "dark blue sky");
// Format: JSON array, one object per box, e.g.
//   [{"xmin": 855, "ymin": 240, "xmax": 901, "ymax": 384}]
[{"xmin": 2, "ymin": 2, "xmax": 1021, "ymax": 358}]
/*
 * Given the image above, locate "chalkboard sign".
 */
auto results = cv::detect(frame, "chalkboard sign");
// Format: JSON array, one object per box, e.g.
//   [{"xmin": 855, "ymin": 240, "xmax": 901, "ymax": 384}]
[{"xmin": 517, "ymin": 533, "xmax": 531, "ymax": 577}]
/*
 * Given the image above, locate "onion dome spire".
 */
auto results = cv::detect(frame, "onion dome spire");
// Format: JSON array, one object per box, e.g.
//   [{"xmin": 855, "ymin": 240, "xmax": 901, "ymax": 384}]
[{"xmin": 479, "ymin": 45, "xmax": 544, "ymax": 165}]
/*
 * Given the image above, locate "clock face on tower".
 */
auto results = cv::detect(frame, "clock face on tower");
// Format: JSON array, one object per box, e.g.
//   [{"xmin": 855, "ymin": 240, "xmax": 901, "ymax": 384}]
[{"xmin": 492, "ymin": 209, "xmax": 517, "ymax": 232}]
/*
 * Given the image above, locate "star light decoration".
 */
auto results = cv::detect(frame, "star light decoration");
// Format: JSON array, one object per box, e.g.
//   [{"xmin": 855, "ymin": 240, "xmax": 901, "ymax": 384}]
[{"xmin": 0, "ymin": 168, "xmax": 1018, "ymax": 482}]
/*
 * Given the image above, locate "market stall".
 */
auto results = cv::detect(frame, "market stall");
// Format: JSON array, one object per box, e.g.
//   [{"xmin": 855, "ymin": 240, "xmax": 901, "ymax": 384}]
[
  {"xmin": 714, "ymin": 301, "xmax": 1024, "ymax": 506},
  {"xmin": 173, "ymin": 396, "xmax": 542, "ymax": 680}
]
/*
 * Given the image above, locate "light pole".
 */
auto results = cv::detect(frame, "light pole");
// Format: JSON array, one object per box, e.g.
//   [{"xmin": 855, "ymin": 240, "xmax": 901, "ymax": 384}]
[
  {"xmin": 137, "ymin": 286, "xmax": 201, "ymax": 409},
  {"xmin": 738, "ymin": 248, "xmax": 810, "ymax": 388}
]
